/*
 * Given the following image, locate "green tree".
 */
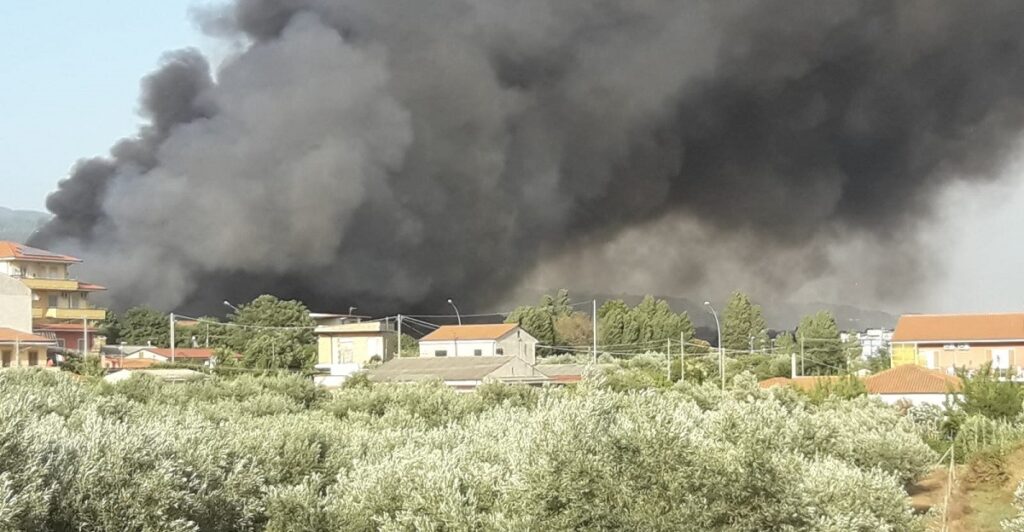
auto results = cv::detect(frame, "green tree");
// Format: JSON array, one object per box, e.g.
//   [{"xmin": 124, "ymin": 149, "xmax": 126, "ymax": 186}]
[
  {"xmin": 111, "ymin": 307, "xmax": 170, "ymax": 346},
  {"xmin": 597, "ymin": 299, "xmax": 638, "ymax": 348},
  {"xmin": 797, "ymin": 311, "xmax": 844, "ymax": 375},
  {"xmin": 506, "ymin": 305, "xmax": 556, "ymax": 355},
  {"xmin": 774, "ymin": 331, "xmax": 797, "ymax": 356},
  {"xmin": 598, "ymin": 297, "xmax": 695, "ymax": 355},
  {"xmin": 721, "ymin": 292, "xmax": 768, "ymax": 353},
  {"xmin": 398, "ymin": 334, "xmax": 419, "ymax": 357},
  {"xmin": 228, "ymin": 295, "xmax": 316, "ymax": 370},
  {"xmin": 553, "ymin": 312, "xmax": 592, "ymax": 347},
  {"xmin": 956, "ymin": 363, "xmax": 1023, "ymax": 420}
]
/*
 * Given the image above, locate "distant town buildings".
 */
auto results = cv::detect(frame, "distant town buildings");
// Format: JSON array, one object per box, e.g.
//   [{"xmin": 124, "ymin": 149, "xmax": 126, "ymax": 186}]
[{"xmin": 840, "ymin": 328, "xmax": 893, "ymax": 358}]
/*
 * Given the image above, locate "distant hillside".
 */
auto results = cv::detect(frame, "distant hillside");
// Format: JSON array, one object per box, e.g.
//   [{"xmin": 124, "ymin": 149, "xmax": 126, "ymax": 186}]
[
  {"xmin": 506, "ymin": 289, "xmax": 897, "ymax": 334},
  {"xmin": 0, "ymin": 207, "xmax": 50, "ymax": 243}
]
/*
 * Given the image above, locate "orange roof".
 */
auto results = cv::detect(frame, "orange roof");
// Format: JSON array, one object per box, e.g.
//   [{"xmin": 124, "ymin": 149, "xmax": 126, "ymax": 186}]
[
  {"xmin": 421, "ymin": 323, "xmax": 520, "ymax": 342},
  {"xmin": 144, "ymin": 348, "xmax": 216, "ymax": 359},
  {"xmin": 892, "ymin": 313, "xmax": 1024, "ymax": 343},
  {"xmin": 0, "ymin": 241, "xmax": 80, "ymax": 263},
  {"xmin": 757, "ymin": 375, "xmax": 843, "ymax": 391},
  {"xmin": 0, "ymin": 328, "xmax": 55, "ymax": 344},
  {"xmin": 864, "ymin": 365, "xmax": 961, "ymax": 394},
  {"xmin": 78, "ymin": 283, "xmax": 106, "ymax": 291}
]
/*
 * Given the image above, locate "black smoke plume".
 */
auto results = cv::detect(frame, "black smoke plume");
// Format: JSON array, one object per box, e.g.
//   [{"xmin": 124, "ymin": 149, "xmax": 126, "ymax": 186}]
[{"xmin": 31, "ymin": 0, "xmax": 1024, "ymax": 314}]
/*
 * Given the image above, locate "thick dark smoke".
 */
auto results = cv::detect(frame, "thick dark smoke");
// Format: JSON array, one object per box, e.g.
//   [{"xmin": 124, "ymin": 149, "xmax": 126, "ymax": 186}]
[{"xmin": 31, "ymin": 0, "xmax": 1024, "ymax": 314}]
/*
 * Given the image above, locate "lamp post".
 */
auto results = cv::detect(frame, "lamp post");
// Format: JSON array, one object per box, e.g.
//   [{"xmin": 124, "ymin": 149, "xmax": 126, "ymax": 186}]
[
  {"xmin": 223, "ymin": 300, "xmax": 241, "ymax": 313},
  {"xmin": 704, "ymin": 301, "xmax": 724, "ymax": 391},
  {"xmin": 447, "ymin": 299, "xmax": 462, "ymax": 326}
]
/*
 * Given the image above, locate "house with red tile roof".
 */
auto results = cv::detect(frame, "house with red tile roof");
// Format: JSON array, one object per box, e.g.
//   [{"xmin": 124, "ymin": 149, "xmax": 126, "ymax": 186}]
[
  {"xmin": 759, "ymin": 364, "xmax": 961, "ymax": 406},
  {"xmin": 122, "ymin": 347, "xmax": 221, "ymax": 366},
  {"xmin": 418, "ymin": 324, "xmax": 538, "ymax": 364},
  {"xmin": 0, "ymin": 327, "xmax": 56, "ymax": 368},
  {"xmin": 891, "ymin": 312, "xmax": 1024, "ymax": 377}
]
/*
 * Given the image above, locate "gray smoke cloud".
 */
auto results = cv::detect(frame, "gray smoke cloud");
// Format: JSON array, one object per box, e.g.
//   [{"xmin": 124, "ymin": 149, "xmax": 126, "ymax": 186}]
[{"xmin": 30, "ymin": 0, "xmax": 1024, "ymax": 314}]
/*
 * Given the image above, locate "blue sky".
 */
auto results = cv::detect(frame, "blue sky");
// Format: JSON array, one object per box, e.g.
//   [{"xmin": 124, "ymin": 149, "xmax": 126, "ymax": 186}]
[{"xmin": 0, "ymin": 1, "xmax": 206, "ymax": 211}]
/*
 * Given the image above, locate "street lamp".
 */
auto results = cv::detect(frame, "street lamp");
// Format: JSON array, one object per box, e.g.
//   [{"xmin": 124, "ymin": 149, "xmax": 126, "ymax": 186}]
[
  {"xmin": 447, "ymin": 299, "xmax": 462, "ymax": 325},
  {"xmin": 223, "ymin": 300, "xmax": 241, "ymax": 313},
  {"xmin": 704, "ymin": 301, "xmax": 725, "ymax": 391},
  {"xmin": 348, "ymin": 306, "xmax": 358, "ymax": 315}
]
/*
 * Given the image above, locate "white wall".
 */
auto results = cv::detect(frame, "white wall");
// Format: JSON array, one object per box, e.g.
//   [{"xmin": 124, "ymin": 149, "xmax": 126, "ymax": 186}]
[
  {"xmin": 419, "ymin": 339, "xmax": 498, "ymax": 358},
  {"xmin": 872, "ymin": 393, "xmax": 957, "ymax": 406},
  {"xmin": 496, "ymin": 333, "xmax": 537, "ymax": 365},
  {"xmin": 0, "ymin": 273, "xmax": 32, "ymax": 332}
]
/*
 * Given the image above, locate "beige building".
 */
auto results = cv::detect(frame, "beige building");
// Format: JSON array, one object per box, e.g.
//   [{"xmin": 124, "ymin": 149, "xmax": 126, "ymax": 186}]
[
  {"xmin": 0, "ymin": 242, "xmax": 107, "ymax": 352},
  {"xmin": 368, "ymin": 356, "xmax": 550, "ymax": 391},
  {"xmin": 316, "ymin": 319, "xmax": 397, "ymax": 366},
  {"xmin": 418, "ymin": 324, "xmax": 538, "ymax": 364},
  {"xmin": 0, "ymin": 273, "xmax": 32, "ymax": 333},
  {"xmin": 891, "ymin": 312, "xmax": 1024, "ymax": 377},
  {"xmin": 0, "ymin": 327, "xmax": 55, "ymax": 368}
]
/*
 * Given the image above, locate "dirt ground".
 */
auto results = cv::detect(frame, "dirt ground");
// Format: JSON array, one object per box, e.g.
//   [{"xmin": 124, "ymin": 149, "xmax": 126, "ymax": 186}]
[{"xmin": 911, "ymin": 446, "xmax": 1024, "ymax": 531}]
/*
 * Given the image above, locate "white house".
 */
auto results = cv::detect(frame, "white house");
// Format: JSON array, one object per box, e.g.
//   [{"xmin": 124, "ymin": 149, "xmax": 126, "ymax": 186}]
[{"xmin": 418, "ymin": 324, "xmax": 538, "ymax": 364}]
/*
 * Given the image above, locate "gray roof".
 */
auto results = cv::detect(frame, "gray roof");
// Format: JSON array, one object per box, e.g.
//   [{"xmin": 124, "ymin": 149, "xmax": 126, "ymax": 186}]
[
  {"xmin": 104, "ymin": 369, "xmax": 206, "ymax": 383},
  {"xmin": 369, "ymin": 356, "xmax": 520, "ymax": 382},
  {"xmin": 536, "ymin": 364, "xmax": 593, "ymax": 377}
]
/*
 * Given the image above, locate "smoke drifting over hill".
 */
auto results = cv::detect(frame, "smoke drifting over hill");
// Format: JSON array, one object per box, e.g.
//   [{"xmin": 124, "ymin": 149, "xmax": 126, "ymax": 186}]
[{"xmin": 31, "ymin": 0, "xmax": 1024, "ymax": 314}]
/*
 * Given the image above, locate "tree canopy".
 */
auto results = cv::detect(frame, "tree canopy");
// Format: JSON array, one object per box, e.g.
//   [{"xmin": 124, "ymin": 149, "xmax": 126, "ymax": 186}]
[
  {"xmin": 598, "ymin": 296, "xmax": 695, "ymax": 355},
  {"xmin": 721, "ymin": 291, "xmax": 768, "ymax": 353},
  {"xmin": 796, "ymin": 311, "xmax": 844, "ymax": 375}
]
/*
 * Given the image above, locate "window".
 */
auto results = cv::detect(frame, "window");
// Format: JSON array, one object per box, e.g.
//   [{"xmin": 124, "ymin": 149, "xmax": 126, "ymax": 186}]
[
  {"xmin": 56, "ymin": 339, "xmax": 65, "ymax": 349},
  {"xmin": 496, "ymin": 348, "xmax": 504, "ymax": 356},
  {"xmin": 434, "ymin": 350, "xmax": 448, "ymax": 357},
  {"xmin": 47, "ymin": 294, "xmax": 58, "ymax": 307},
  {"xmin": 27, "ymin": 351, "xmax": 38, "ymax": 367},
  {"xmin": 473, "ymin": 349, "xmax": 482, "ymax": 357},
  {"xmin": 1, "ymin": 350, "xmax": 9, "ymax": 367},
  {"xmin": 69, "ymin": 293, "xmax": 80, "ymax": 309}
]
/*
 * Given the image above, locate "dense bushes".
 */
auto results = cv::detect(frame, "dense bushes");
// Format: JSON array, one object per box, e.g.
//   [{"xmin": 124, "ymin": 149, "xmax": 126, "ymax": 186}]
[{"xmin": 0, "ymin": 369, "xmax": 931, "ymax": 531}]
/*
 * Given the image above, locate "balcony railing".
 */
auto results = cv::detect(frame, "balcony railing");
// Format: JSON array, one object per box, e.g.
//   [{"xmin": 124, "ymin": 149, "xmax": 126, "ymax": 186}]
[
  {"xmin": 32, "ymin": 307, "xmax": 106, "ymax": 321},
  {"xmin": 19, "ymin": 278, "xmax": 80, "ymax": 291}
]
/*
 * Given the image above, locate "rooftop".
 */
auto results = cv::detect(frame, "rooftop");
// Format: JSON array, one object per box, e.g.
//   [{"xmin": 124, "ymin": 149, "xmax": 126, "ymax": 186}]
[
  {"xmin": 370, "ymin": 356, "xmax": 527, "ymax": 382},
  {"xmin": 420, "ymin": 323, "xmax": 519, "ymax": 342},
  {"xmin": 892, "ymin": 312, "xmax": 1024, "ymax": 342},
  {"xmin": 142, "ymin": 348, "xmax": 216, "ymax": 359},
  {"xmin": 0, "ymin": 328, "xmax": 55, "ymax": 344},
  {"xmin": 758, "ymin": 364, "xmax": 962, "ymax": 395},
  {"xmin": 0, "ymin": 241, "xmax": 80, "ymax": 263}
]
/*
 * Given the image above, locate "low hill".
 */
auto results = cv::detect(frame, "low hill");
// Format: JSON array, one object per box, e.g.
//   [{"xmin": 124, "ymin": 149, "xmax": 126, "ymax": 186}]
[{"xmin": 0, "ymin": 207, "xmax": 50, "ymax": 243}]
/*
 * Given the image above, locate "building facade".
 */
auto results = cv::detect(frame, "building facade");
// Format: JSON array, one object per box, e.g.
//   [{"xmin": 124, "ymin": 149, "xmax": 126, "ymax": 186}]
[
  {"xmin": 316, "ymin": 320, "xmax": 397, "ymax": 366},
  {"xmin": 0, "ymin": 328, "xmax": 55, "ymax": 368},
  {"xmin": 418, "ymin": 324, "xmax": 538, "ymax": 364},
  {"xmin": 0, "ymin": 242, "xmax": 107, "ymax": 352},
  {"xmin": 891, "ymin": 313, "xmax": 1024, "ymax": 377},
  {"xmin": 0, "ymin": 273, "xmax": 32, "ymax": 333}
]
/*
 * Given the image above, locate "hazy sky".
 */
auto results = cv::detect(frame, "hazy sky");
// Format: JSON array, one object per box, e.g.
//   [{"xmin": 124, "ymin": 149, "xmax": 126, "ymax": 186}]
[
  {"xmin": 2, "ymin": 1, "xmax": 1022, "ymax": 314},
  {"xmin": 0, "ymin": 1, "xmax": 204, "ymax": 211}
]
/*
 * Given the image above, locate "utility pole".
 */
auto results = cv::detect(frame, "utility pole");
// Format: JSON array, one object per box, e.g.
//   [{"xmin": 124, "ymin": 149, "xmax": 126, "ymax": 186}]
[
  {"xmin": 82, "ymin": 317, "xmax": 89, "ymax": 357},
  {"xmin": 397, "ymin": 314, "xmax": 402, "ymax": 357},
  {"xmin": 680, "ymin": 332, "xmax": 685, "ymax": 384},
  {"xmin": 666, "ymin": 338, "xmax": 672, "ymax": 382},
  {"xmin": 799, "ymin": 334, "xmax": 805, "ymax": 376},
  {"xmin": 592, "ymin": 299, "xmax": 598, "ymax": 364},
  {"xmin": 170, "ymin": 312, "xmax": 176, "ymax": 363}
]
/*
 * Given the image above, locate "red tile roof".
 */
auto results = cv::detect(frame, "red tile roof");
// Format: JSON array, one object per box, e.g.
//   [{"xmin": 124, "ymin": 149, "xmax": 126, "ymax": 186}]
[
  {"xmin": 0, "ymin": 241, "xmax": 80, "ymax": 263},
  {"xmin": 144, "ymin": 348, "xmax": 216, "ymax": 359},
  {"xmin": 0, "ymin": 328, "xmax": 55, "ymax": 344},
  {"xmin": 421, "ymin": 324, "xmax": 520, "ymax": 342},
  {"xmin": 34, "ymin": 323, "xmax": 98, "ymax": 332},
  {"xmin": 892, "ymin": 313, "xmax": 1024, "ymax": 343},
  {"xmin": 78, "ymin": 283, "xmax": 107, "ymax": 291},
  {"xmin": 758, "ymin": 365, "xmax": 962, "ymax": 395},
  {"xmin": 863, "ymin": 364, "xmax": 961, "ymax": 394}
]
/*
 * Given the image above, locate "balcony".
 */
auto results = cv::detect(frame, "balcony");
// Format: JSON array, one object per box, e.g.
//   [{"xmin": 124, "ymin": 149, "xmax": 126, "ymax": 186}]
[
  {"xmin": 33, "ymin": 307, "xmax": 107, "ymax": 321},
  {"xmin": 20, "ymin": 278, "xmax": 80, "ymax": 291}
]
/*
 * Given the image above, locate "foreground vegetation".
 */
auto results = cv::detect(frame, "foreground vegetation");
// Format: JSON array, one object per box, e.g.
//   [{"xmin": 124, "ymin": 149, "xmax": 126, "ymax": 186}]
[{"xmin": 0, "ymin": 369, "xmax": 936, "ymax": 531}]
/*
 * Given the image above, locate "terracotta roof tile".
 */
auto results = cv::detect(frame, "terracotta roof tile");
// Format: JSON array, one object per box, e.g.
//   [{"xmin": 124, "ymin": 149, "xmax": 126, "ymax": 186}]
[
  {"xmin": 863, "ymin": 364, "xmax": 961, "ymax": 394},
  {"xmin": 0, "ymin": 241, "xmax": 80, "ymax": 263},
  {"xmin": 892, "ymin": 313, "xmax": 1024, "ymax": 342},
  {"xmin": 144, "ymin": 348, "xmax": 216, "ymax": 359},
  {"xmin": 0, "ymin": 328, "xmax": 55, "ymax": 344},
  {"xmin": 420, "ymin": 324, "xmax": 520, "ymax": 342}
]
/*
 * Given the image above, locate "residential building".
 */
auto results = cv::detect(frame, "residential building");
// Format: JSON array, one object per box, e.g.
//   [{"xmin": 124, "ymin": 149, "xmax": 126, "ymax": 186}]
[
  {"xmin": 537, "ymin": 364, "xmax": 603, "ymax": 385},
  {"xmin": 316, "ymin": 319, "xmax": 397, "ymax": 366},
  {"xmin": 122, "ymin": 347, "xmax": 218, "ymax": 366},
  {"xmin": 0, "ymin": 328, "xmax": 56, "ymax": 368},
  {"xmin": 33, "ymin": 322, "xmax": 98, "ymax": 353},
  {"xmin": 368, "ymin": 356, "xmax": 550, "ymax": 391},
  {"xmin": 840, "ymin": 328, "xmax": 893, "ymax": 358},
  {"xmin": 0, "ymin": 241, "xmax": 107, "ymax": 352},
  {"xmin": 758, "ymin": 364, "xmax": 961, "ymax": 406},
  {"xmin": 890, "ymin": 312, "xmax": 1024, "ymax": 377},
  {"xmin": 418, "ymin": 324, "xmax": 538, "ymax": 364}
]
